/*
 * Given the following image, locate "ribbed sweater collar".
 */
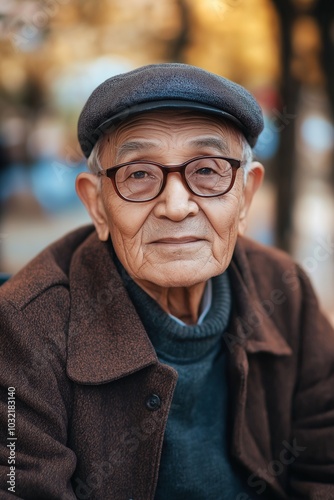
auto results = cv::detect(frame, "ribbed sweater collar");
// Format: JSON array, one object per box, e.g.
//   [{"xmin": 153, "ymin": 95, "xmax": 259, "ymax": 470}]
[{"xmin": 112, "ymin": 251, "xmax": 231, "ymax": 362}]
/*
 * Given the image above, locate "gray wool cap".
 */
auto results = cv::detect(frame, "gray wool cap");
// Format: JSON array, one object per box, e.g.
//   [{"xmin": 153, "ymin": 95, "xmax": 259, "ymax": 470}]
[{"xmin": 78, "ymin": 63, "xmax": 264, "ymax": 158}]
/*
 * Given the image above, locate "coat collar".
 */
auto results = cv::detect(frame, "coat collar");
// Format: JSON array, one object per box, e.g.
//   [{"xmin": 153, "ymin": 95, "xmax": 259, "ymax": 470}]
[
  {"xmin": 66, "ymin": 231, "xmax": 158, "ymax": 384},
  {"xmin": 228, "ymin": 237, "xmax": 292, "ymax": 357}
]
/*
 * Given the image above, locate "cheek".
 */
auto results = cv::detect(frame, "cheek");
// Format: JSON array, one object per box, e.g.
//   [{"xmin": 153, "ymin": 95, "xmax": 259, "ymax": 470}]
[
  {"xmin": 102, "ymin": 193, "xmax": 151, "ymax": 250},
  {"xmin": 204, "ymin": 196, "xmax": 242, "ymax": 259}
]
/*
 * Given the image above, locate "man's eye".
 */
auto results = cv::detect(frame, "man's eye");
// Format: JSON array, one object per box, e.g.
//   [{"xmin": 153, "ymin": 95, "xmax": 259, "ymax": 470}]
[
  {"xmin": 196, "ymin": 167, "xmax": 216, "ymax": 175},
  {"xmin": 129, "ymin": 171, "xmax": 149, "ymax": 179}
]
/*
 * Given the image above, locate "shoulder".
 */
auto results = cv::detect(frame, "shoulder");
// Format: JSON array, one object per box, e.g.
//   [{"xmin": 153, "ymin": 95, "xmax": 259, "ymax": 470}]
[
  {"xmin": 232, "ymin": 235, "xmax": 317, "ymax": 310},
  {"xmin": 0, "ymin": 225, "xmax": 95, "ymax": 311},
  {"xmin": 0, "ymin": 225, "xmax": 96, "ymax": 356},
  {"xmin": 230, "ymin": 237, "xmax": 334, "ymax": 367},
  {"xmin": 235, "ymin": 235, "xmax": 295, "ymax": 270},
  {"xmin": 235, "ymin": 235, "xmax": 306, "ymax": 283}
]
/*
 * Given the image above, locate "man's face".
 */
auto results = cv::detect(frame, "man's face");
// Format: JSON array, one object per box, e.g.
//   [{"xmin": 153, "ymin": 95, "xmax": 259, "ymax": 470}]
[{"xmin": 78, "ymin": 111, "xmax": 262, "ymax": 289}]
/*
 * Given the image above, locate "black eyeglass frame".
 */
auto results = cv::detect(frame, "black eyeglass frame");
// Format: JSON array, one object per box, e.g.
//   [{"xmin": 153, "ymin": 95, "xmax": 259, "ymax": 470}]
[{"xmin": 96, "ymin": 155, "xmax": 242, "ymax": 202}]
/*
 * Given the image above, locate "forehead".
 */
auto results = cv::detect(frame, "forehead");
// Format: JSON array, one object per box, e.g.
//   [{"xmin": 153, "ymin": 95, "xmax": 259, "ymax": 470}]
[{"xmin": 99, "ymin": 110, "xmax": 244, "ymax": 162}]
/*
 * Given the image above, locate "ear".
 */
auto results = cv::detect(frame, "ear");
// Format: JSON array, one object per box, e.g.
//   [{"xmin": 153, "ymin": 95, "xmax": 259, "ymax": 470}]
[
  {"xmin": 76, "ymin": 173, "xmax": 109, "ymax": 241},
  {"xmin": 238, "ymin": 161, "xmax": 264, "ymax": 235}
]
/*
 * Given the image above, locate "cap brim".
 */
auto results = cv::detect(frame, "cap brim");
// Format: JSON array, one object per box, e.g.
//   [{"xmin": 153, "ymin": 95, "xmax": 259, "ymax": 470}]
[{"xmin": 94, "ymin": 99, "xmax": 247, "ymax": 138}]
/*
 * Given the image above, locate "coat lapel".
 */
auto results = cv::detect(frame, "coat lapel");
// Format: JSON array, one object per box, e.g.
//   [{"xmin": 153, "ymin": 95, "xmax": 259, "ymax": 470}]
[
  {"xmin": 66, "ymin": 232, "xmax": 158, "ymax": 384},
  {"xmin": 228, "ymin": 238, "xmax": 292, "ymax": 356},
  {"xmin": 227, "ymin": 238, "xmax": 292, "ymax": 498}
]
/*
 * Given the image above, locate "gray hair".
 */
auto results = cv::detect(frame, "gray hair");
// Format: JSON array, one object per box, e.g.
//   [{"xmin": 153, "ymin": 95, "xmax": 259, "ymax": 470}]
[
  {"xmin": 241, "ymin": 139, "xmax": 253, "ymax": 183},
  {"xmin": 87, "ymin": 139, "xmax": 103, "ymax": 175}
]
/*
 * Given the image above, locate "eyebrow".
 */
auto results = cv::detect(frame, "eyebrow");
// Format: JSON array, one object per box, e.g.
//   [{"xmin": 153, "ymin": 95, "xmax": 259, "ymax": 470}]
[
  {"xmin": 115, "ymin": 140, "xmax": 158, "ymax": 162},
  {"xmin": 188, "ymin": 137, "xmax": 230, "ymax": 154}
]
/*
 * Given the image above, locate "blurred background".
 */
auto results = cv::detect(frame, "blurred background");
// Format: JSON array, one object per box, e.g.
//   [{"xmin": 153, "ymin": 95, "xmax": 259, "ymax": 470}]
[{"xmin": 0, "ymin": 0, "xmax": 333, "ymax": 322}]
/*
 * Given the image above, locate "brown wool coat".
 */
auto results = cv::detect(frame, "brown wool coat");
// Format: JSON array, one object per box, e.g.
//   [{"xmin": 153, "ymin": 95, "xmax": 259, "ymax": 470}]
[{"xmin": 0, "ymin": 225, "xmax": 334, "ymax": 500}]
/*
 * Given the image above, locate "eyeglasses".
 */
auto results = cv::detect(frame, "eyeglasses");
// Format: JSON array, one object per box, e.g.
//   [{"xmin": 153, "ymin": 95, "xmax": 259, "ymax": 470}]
[{"xmin": 97, "ymin": 155, "xmax": 241, "ymax": 202}]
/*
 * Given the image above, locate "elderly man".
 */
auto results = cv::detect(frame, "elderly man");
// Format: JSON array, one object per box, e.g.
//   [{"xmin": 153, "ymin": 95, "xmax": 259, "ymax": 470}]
[{"xmin": 0, "ymin": 63, "xmax": 334, "ymax": 500}]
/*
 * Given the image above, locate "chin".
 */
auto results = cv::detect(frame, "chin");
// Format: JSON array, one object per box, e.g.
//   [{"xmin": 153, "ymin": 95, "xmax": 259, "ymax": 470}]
[{"xmin": 144, "ymin": 264, "xmax": 217, "ymax": 288}]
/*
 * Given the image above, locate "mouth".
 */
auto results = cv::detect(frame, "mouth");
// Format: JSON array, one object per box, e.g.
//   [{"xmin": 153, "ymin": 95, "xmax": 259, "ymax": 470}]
[{"xmin": 151, "ymin": 237, "xmax": 204, "ymax": 245}]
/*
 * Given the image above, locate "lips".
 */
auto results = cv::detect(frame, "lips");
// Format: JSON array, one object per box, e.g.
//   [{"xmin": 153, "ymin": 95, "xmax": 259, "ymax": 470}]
[{"xmin": 151, "ymin": 237, "xmax": 204, "ymax": 244}]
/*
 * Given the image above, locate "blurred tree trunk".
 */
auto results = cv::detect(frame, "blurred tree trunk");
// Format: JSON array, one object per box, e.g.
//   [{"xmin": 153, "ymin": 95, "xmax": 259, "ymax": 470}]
[
  {"xmin": 270, "ymin": 0, "xmax": 299, "ymax": 252},
  {"xmin": 314, "ymin": 0, "xmax": 334, "ymax": 184},
  {"xmin": 167, "ymin": 0, "xmax": 190, "ymax": 61}
]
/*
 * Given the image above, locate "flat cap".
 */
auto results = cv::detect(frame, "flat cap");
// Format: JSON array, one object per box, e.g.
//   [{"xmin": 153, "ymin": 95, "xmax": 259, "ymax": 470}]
[{"xmin": 78, "ymin": 63, "xmax": 264, "ymax": 158}]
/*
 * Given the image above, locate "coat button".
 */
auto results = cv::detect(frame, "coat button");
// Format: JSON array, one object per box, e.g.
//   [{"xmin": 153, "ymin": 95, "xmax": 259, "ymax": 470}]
[{"xmin": 146, "ymin": 393, "xmax": 161, "ymax": 411}]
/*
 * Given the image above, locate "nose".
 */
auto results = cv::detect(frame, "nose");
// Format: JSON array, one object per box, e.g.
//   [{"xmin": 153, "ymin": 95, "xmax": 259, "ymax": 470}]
[{"xmin": 152, "ymin": 172, "xmax": 199, "ymax": 221}]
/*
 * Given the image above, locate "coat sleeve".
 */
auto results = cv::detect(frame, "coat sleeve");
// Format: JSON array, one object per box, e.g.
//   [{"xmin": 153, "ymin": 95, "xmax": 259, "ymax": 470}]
[
  {"xmin": 288, "ymin": 266, "xmax": 334, "ymax": 499},
  {"xmin": 0, "ymin": 285, "xmax": 77, "ymax": 499}
]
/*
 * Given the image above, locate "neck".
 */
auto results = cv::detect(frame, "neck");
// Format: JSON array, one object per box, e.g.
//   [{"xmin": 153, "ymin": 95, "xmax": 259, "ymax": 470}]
[{"xmin": 133, "ymin": 280, "xmax": 207, "ymax": 325}]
